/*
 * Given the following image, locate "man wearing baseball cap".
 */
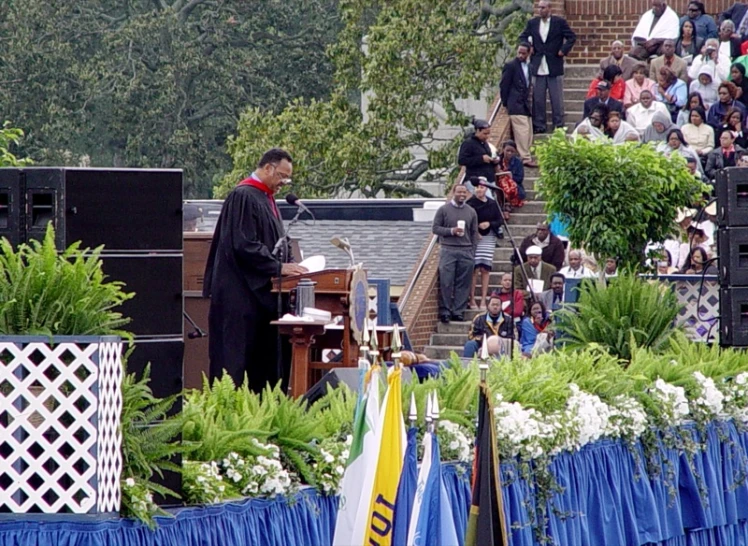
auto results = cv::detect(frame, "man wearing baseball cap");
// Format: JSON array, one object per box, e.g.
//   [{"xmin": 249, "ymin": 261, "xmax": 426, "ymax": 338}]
[{"xmin": 583, "ymin": 80, "xmax": 625, "ymax": 120}]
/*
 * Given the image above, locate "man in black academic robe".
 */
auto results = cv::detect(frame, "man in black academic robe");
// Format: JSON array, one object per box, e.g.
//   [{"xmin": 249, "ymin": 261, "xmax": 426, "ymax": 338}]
[{"xmin": 202, "ymin": 148, "xmax": 307, "ymax": 392}]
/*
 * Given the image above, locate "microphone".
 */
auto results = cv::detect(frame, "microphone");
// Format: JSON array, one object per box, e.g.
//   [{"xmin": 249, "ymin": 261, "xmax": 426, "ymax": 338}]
[
  {"xmin": 285, "ymin": 193, "xmax": 312, "ymax": 216},
  {"xmin": 475, "ymin": 179, "xmax": 502, "ymax": 192},
  {"xmin": 330, "ymin": 236, "xmax": 351, "ymax": 250}
]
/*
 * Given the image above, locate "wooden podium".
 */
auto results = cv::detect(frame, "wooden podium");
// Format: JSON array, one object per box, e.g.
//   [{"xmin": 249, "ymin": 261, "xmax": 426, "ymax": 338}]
[{"xmin": 273, "ymin": 268, "xmax": 384, "ymax": 397}]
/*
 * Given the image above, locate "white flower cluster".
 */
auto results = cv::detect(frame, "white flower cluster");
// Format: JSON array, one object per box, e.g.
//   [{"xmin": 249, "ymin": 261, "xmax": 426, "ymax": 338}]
[
  {"xmin": 438, "ymin": 420, "xmax": 473, "ymax": 462},
  {"xmin": 562, "ymin": 384, "xmax": 615, "ymax": 450},
  {"xmin": 184, "ymin": 461, "xmax": 226, "ymax": 504},
  {"xmin": 121, "ymin": 476, "xmax": 157, "ymax": 517},
  {"xmin": 312, "ymin": 435, "xmax": 350, "ymax": 494},
  {"xmin": 222, "ymin": 441, "xmax": 297, "ymax": 498},
  {"xmin": 692, "ymin": 372, "xmax": 725, "ymax": 419},
  {"xmin": 651, "ymin": 379, "xmax": 690, "ymax": 425},
  {"xmin": 493, "ymin": 394, "xmax": 559, "ymax": 459},
  {"xmin": 608, "ymin": 395, "xmax": 648, "ymax": 439},
  {"xmin": 720, "ymin": 373, "xmax": 748, "ymax": 424}
]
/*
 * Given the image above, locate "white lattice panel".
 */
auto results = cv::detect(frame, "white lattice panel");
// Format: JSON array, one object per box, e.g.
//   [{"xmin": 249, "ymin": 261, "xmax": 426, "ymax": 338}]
[
  {"xmin": 0, "ymin": 338, "xmax": 122, "ymax": 514},
  {"xmin": 666, "ymin": 277, "xmax": 720, "ymax": 343}
]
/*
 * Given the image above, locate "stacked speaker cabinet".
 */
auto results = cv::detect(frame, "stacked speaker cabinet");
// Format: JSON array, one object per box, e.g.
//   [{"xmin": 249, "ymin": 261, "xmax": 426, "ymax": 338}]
[{"xmin": 716, "ymin": 168, "xmax": 748, "ymax": 348}]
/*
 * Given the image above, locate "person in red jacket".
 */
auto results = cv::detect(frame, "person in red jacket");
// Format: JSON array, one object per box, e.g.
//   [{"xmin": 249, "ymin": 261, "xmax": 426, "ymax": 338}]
[{"xmin": 494, "ymin": 273, "xmax": 524, "ymax": 319}]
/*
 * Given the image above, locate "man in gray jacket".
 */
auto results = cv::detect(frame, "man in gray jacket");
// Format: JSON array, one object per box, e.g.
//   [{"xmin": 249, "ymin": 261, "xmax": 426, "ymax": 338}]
[{"xmin": 432, "ymin": 183, "xmax": 479, "ymax": 323}]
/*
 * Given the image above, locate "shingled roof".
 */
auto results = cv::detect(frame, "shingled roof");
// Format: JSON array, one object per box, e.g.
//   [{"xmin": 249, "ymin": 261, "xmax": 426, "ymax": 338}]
[{"xmin": 288, "ymin": 220, "xmax": 432, "ymax": 286}]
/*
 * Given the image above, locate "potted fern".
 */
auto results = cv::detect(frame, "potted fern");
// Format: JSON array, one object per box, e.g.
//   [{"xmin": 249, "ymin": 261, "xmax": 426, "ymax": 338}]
[{"xmin": 0, "ymin": 224, "xmax": 133, "ymax": 516}]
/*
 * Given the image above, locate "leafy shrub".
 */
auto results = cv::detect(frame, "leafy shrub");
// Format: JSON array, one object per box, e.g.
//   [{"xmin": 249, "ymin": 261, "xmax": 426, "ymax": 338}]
[
  {"xmin": 555, "ymin": 272, "xmax": 682, "ymax": 361},
  {"xmin": 0, "ymin": 224, "xmax": 133, "ymax": 336},
  {"xmin": 535, "ymin": 131, "xmax": 707, "ymax": 267}
]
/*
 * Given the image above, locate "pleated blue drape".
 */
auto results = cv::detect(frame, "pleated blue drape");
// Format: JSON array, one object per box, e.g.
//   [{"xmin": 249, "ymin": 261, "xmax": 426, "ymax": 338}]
[{"xmin": 0, "ymin": 421, "xmax": 746, "ymax": 546}]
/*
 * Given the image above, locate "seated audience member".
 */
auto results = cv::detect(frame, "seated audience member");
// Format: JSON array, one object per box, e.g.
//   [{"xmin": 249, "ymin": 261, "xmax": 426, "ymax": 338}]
[
  {"xmin": 720, "ymin": 2, "xmax": 748, "ymax": 42},
  {"xmin": 520, "ymin": 301, "xmax": 553, "ymax": 357},
  {"xmin": 513, "ymin": 245, "xmax": 557, "ymax": 298},
  {"xmin": 643, "ymin": 110, "xmax": 675, "ymax": 143},
  {"xmin": 463, "ymin": 293, "xmax": 514, "ymax": 358},
  {"xmin": 586, "ymin": 65, "xmax": 625, "ymax": 101},
  {"xmin": 686, "ymin": 155, "xmax": 710, "ymax": 184},
  {"xmin": 705, "ymin": 129, "xmax": 746, "ymax": 179},
  {"xmin": 539, "ymin": 273, "xmax": 566, "ymax": 312},
  {"xmin": 497, "ymin": 140, "xmax": 526, "ymax": 201},
  {"xmin": 689, "ymin": 38, "xmax": 731, "ymax": 82},
  {"xmin": 519, "ymin": 223, "xmax": 566, "ymax": 271},
  {"xmin": 559, "ymin": 249, "xmax": 596, "ymax": 279},
  {"xmin": 656, "ymin": 128, "xmax": 703, "ymax": 173},
  {"xmin": 628, "ymin": 90, "xmax": 671, "ymax": 134},
  {"xmin": 675, "ymin": 19, "xmax": 704, "ymax": 62},
  {"xmin": 676, "ymin": 92, "xmax": 706, "ymax": 126},
  {"xmin": 495, "ymin": 272, "xmax": 524, "ymax": 319},
  {"xmin": 649, "ymin": 39, "xmax": 689, "ymax": 83},
  {"xmin": 681, "ymin": 106, "xmax": 715, "ymax": 158},
  {"xmin": 689, "ymin": 65, "xmax": 719, "ymax": 108},
  {"xmin": 739, "ymin": 150, "xmax": 748, "ymax": 166},
  {"xmin": 631, "ymin": 1, "xmax": 680, "ymax": 60},
  {"xmin": 680, "ymin": 246, "xmax": 717, "ymax": 274},
  {"xmin": 707, "ymin": 81, "xmax": 747, "ymax": 131},
  {"xmin": 583, "ymin": 81, "xmax": 625, "ymax": 120},
  {"xmin": 598, "ymin": 40, "xmax": 637, "ymax": 81},
  {"xmin": 730, "ymin": 63, "xmax": 748, "ymax": 108},
  {"xmin": 718, "ymin": 20, "xmax": 742, "ymax": 60},
  {"xmin": 573, "ymin": 105, "xmax": 610, "ymax": 141},
  {"xmin": 655, "ymin": 250, "xmax": 678, "ymax": 275},
  {"xmin": 496, "ymin": 141, "xmax": 525, "ymax": 209},
  {"xmin": 654, "ymin": 66, "xmax": 687, "ymax": 122},
  {"xmin": 624, "ymin": 64, "xmax": 657, "ymax": 108},
  {"xmin": 717, "ymin": 107, "xmax": 748, "ymax": 148},
  {"xmin": 607, "ymin": 111, "xmax": 640, "ymax": 143},
  {"xmin": 680, "ymin": 2, "xmax": 717, "ymax": 42},
  {"xmin": 604, "ymin": 257, "xmax": 619, "ymax": 278}
]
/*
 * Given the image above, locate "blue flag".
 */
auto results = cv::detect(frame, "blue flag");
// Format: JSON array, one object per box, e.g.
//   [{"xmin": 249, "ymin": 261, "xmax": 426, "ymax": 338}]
[
  {"xmin": 391, "ymin": 426, "xmax": 418, "ymax": 546},
  {"xmin": 408, "ymin": 434, "xmax": 459, "ymax": 546}
]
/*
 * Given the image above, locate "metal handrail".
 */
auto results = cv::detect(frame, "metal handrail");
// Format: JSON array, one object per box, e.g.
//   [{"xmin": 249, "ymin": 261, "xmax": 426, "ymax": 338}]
[{"xmin": 398, "ymin": 97, "xmax": 504, "ymax": 312}]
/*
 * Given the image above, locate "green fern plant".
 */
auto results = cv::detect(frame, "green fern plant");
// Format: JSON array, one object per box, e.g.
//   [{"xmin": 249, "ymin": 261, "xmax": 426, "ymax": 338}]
[
  {"xmin": 0, "ymin": 223, "xmax": 133, "ymax": 336},
  {"xmin": 120, "ymin": 364, "xmax": 185, "ymax": 526},
  {"xmin": 555, "ymin": 271, "xmax": 682, "ymax": 361}
]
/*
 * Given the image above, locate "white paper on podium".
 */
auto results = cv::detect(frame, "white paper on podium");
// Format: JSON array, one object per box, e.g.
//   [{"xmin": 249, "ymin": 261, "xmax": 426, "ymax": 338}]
[
  {"xmin": 299, "ymin": 255, "xmax": 325, "ymax": 273},
  {"xmin": 527, "ymin": 279, "xmax": 544, "ymax": 293}
]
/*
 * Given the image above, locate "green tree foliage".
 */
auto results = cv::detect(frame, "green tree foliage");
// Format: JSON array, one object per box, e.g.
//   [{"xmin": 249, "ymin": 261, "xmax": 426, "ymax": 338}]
[
  {"xmin": 0, "ymin": 0, "xmax": 340, "ymax": 197},
  {"xmin": 217, "ymin": 0, "xmax": 531, "ymax": 198},
  {"xmin": 535, "ymin": 132, "xmax": 709, "ymax": 266},
  {"xmin": 555, "ymin": 272, "xmax": 682, "ymax": 361},
  {"xmin": 0, "ymin": 123, "xmax": 32, "ymax": 167}
]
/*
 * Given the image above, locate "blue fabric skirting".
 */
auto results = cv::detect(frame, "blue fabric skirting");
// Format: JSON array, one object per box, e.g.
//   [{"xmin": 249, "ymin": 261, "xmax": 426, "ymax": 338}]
[{"xmin": 0, "ymin": 421, "xmax": 747, "ymax": 546}]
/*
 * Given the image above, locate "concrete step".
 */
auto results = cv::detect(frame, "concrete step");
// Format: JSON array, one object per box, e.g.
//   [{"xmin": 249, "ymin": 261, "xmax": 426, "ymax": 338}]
[
  {"xmin": 514, "ymin": 200, "xmax": 546, "ymax": 213},
  {"xmin": 431, "ymin": 333, "xmax": 470, "ymax": 346},
  {"xmin": 564, "ymin": 65, "xmax": 599, "ymax": 78},
  {"xmin": 437, "ymin": 320, "xmax": 473, "ymax": 334},
  {"xmin": 424, "ymin": 345, "xmax": 464, "ymax": 360},
  {"xmin": 506, "ymin": 211, "xmax": 547, "ymax": 224}
]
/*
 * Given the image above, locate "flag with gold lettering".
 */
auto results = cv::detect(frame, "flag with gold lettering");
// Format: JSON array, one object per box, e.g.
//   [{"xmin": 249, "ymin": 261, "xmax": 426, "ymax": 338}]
[{"xmin": 361, "ymin": 367, "xmax": 406, "ymax": 546}]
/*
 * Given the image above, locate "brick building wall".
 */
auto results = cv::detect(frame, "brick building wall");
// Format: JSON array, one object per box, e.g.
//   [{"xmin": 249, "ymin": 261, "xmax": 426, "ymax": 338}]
[
  {"xmin": 399, "ymin": 239, "xmax": 441, "ymax": 352},
  {"xmin": 540, "ymin": 0, "xmax": 736, "ymax": 61}
]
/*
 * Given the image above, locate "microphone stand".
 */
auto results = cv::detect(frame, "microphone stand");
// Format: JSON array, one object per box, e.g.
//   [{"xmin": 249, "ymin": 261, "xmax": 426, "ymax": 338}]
[
  {"xmin": 183, "ymin": 311, "xmax": 207, "ymax": 339},
  {"xmin": 272, "ymin": 206, "xmax": 304, "ymax": 391}
]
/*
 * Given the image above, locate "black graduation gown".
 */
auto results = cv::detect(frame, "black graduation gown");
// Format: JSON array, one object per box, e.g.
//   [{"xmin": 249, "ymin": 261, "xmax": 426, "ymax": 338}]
[{"xmin": 202, "ymin": 184, "xmax": 285, "ymax": 391}]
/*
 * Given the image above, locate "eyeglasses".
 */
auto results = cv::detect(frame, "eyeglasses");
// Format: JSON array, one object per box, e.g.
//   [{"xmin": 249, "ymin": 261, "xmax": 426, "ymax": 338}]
[
  {"xmin": 590, "ymin": 116, "xmax": 602, "ymax": 122},
  {"xmin": 271, "ymin": 165, "xmax": 292, "ymax": 185}
]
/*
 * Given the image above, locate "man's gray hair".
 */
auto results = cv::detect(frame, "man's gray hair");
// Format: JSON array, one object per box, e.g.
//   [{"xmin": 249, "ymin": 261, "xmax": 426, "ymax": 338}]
[
  {"xmin": 722, "ymin": 20, "xmax": 736, "ymax": 32},
  {"xmin": 705, "ymin": 37, "xmax": 719, "ymax": 48},
  {"xmin": 611, "ymin": 40, "xmax": 624, "ymax": 47}
]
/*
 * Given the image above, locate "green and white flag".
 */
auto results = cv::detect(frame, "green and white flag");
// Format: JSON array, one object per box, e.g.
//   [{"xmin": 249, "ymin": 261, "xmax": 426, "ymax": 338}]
[{"xmin": 333, "ymin": 365, "xmax": 381, "ymax": 546}]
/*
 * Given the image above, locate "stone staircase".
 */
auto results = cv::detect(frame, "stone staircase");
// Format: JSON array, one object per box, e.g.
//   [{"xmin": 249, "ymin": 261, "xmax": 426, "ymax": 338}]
[{"xmin": 422, "ymin": 64, "xmax": 598, "ymax": 360}]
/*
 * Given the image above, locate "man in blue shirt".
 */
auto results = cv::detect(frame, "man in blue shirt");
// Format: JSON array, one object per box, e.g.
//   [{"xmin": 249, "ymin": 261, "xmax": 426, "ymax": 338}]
[{"xmin": 680, "ymin": 2, "xmax": 718, "ymax": 41}]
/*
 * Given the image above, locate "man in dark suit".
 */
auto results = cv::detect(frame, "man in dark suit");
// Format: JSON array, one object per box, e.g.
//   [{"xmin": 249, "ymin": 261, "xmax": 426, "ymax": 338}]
[
  {"xmin": 500, "ymin": 42, "xmax": 536, "ymax": 167},
  {"xmin": 719, "ymin": 20, "xmax": 743, "ymax": 59},
  {"xmin": 719, "ymin": 1, "xmax": 748, "ymax": 41},
  {"xmin": 519, "ymin": 0, "xmax": 576, "ymax": 134},
  {"xmin": 582, "ymin": 81, "xmax": 624, "ymax": 120},
  {"xmin": 538, "ymin": 273, "xmax": 566, "ymax": 312},
  {"xmin": 513, "ymin": 245, "xmax": 556, "ymax": 304}
]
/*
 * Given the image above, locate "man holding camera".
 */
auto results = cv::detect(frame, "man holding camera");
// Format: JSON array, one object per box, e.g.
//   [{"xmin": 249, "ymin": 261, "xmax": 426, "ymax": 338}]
[{"xmin": 688, "ymin": 37, "xmax": 732, "ymax": 81}]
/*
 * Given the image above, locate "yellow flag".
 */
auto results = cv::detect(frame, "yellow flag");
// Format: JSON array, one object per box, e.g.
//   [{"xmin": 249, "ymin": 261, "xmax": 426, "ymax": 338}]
[{"xmin": 363, "ymin": 367, "xmax": 406, "ymax": 546}]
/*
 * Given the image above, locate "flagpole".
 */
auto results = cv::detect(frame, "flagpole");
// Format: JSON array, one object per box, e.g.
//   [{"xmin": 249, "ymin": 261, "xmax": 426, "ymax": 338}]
[
  {"xmin": 408, "ymin": 393, "xmax": 417, "ymax": 427},
  {"xmin": 368, "ymin": 318, "xmax": 379, "ymax": 367},
  {"xmin": 391, "ymin": 323, "xmax": 402, "ymax": 369},
  {"xmin": 479, "ymin": 335, "xmax": 489, "ymax": 384}
]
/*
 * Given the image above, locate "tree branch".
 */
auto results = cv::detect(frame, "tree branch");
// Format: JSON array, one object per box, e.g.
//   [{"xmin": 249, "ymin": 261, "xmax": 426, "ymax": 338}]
[{"xmin": 178, "ymin": 0, "xmax": 210, "ymax": 22}]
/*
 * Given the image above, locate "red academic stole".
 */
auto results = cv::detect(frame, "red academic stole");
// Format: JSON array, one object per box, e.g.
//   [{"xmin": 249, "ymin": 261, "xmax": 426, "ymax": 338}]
[{"xmin": 238, "ymin": 177, "xmax": 280, "ymax": 219}]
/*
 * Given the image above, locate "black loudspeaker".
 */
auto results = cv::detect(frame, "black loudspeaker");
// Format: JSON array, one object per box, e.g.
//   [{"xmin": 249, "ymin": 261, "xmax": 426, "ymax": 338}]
[
  {"xmin": 720, "ymin": 288, "xmax": 748, "ymax": 347},
  {"xmin": 718, "ymin": 227, "xmax": 748, "ymax": 287},
  {"xmin": 99, "ymin": 254, "xmax": 183, "ymax": 337},
  {"xmin": 303, "ymin": 367, "xmax": 412, "ymax": 406},
  {"xmin": 125, "ymin": 337, "xmax": 184, "ymax": 413},
  {"xmin": 0, "ymin": 167, "xmax": 183, "ymax": 251},
  {"xmin": 715, "ymin": 168, "xmax": 748, "ymax": 228}
]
